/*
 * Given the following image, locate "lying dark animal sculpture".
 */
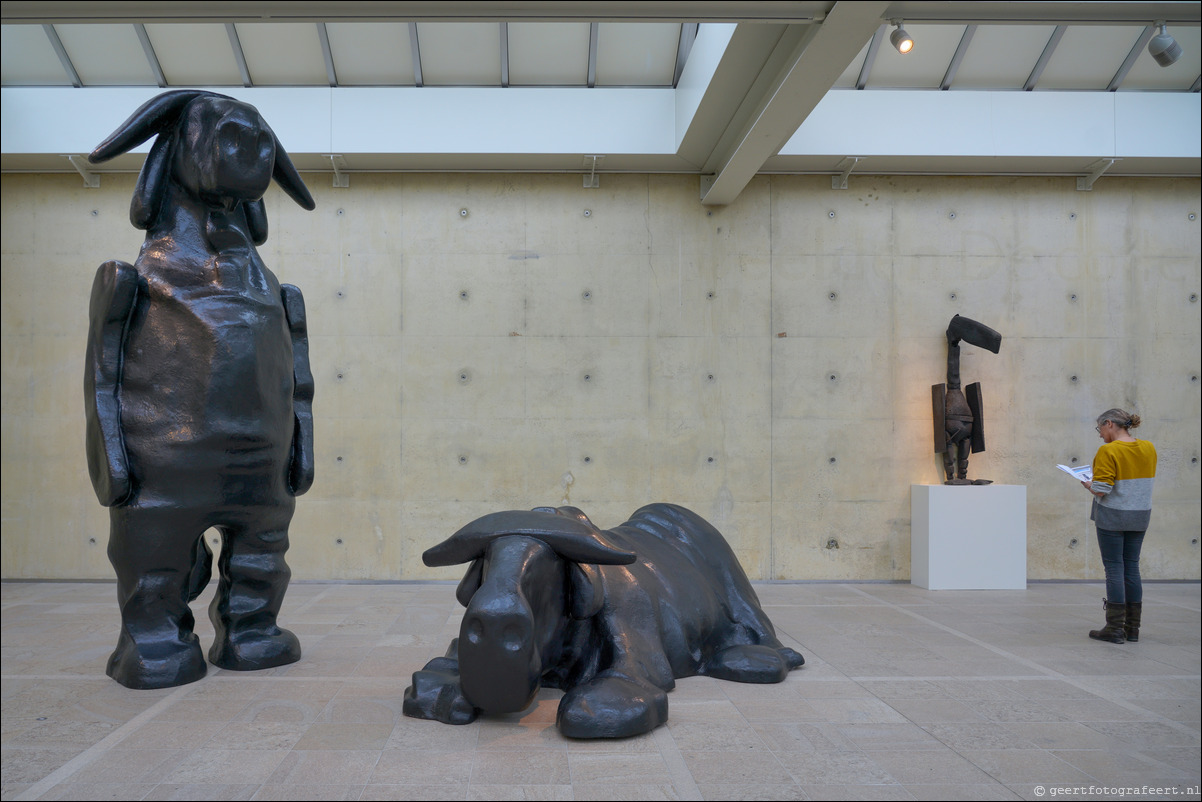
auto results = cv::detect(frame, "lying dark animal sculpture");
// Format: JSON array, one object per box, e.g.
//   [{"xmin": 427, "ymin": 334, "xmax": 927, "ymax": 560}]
[
  {"xmin": 403, "ymin": 503, "xmax": 804, "ymax": 739},
  {"xmin": 85, "ymin": 91, "xmax": 315, "ymax": 689}
]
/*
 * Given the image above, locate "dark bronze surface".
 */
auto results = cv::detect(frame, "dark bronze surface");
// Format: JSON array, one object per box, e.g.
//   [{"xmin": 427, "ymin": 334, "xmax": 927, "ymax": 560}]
[
  {"xmin": 84, "ymin": 91, "xmax": 315, "ymax": 689},
  {"xmin": 404, "ymin": 504, "xmax": 804, "ymax": 739},
  {"xmin": 932, "ymin": 314, "xmax": 1002, "ymax": 485}
]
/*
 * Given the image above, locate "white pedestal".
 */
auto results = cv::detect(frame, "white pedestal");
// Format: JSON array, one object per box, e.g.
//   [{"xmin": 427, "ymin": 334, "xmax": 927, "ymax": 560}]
[{"xmin": 911, "ymin": 484, "xmax": 1027, "ymax": 590}]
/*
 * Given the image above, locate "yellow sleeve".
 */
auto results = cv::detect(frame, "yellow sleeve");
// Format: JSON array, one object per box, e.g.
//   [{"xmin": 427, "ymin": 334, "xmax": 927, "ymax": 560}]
[{"xmin": 1092, "ymin": 445, "xmax": 1117, "ymax": 487}]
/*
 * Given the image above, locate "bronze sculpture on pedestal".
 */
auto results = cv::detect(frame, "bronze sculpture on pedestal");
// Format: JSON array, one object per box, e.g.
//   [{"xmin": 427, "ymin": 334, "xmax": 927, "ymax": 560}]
[{"xmin": 932, "ymin": 314, "xmax": 1002, "ymax": 485}]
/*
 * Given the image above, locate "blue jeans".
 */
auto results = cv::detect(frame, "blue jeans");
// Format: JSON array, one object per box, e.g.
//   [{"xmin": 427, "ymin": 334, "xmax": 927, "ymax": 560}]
[{"xmin": 1096, "ymin": 527, "xmax": 1145, "ymax": 605}]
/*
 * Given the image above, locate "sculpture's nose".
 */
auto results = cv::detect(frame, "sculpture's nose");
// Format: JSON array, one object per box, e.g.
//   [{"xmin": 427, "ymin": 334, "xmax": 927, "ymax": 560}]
[{"xmin": 458, "ymin": 598, "xmax": 540, "ymax": 714}]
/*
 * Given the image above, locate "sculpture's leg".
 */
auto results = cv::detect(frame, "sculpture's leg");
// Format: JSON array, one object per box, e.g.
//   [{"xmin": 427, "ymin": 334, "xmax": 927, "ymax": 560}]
[
  {"xmin": 704, "ymin": 644, "xmax": 804, "ymax": 683},
  {"xmin": 957, "ymin": 439, "xmax": 971, "ymax": 481},
  {"xmin": 403, "ymin": 653, "xmax": 479, "ymax": 725},
  {"xmin": 208, "ymin": 503, "xmax": 301, "ymax": 671},
  {"xmin": 557, "ymin": 671, "xmax": 669, "ymax": 739},
  {"xmin": 943, "ymin": 441, "xmax": 957, "ymax": 482},
  {"xmin": 106, "ymin": 505, "xmax": 207, "ymax": 689}
]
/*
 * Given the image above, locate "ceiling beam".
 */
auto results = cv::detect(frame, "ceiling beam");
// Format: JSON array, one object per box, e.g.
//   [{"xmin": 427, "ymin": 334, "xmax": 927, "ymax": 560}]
[
  {"xmin": 672, "ymin": 23, "xmax": 698, "ymax": 88},
  {"xmin": 940, "ymin": 24, "xmax": 975, "ymax": 90},
  {"xmin": 0, "ymin": 2, "xmax": 833, "ymax": 24},
  {"xmin": 4, "ymin": 1, "xmax": 1196, "ymax": 24},
  {"xmin": 317, "ymin": 22, "xmax": 338, "ymax": 86},
  {"xmin": 499, "ymin": 22, "xmax": 509, "ymax": 88},
  {"xmin": 699, "ymin": 1, "xmax": 889, "ymax": 206},
  {"xmin": 586, "ymin": 22, "xmax": 598, "ymax": 88},
  {"xmin": 225, "ymin": 23, "xmax": 252, "ymax": 86},
  {"xmin": 134, "ymin": 23, "xmax": 167, "ymax": 87},
  {"xmin": 408, "ymin": 22, "xmax": 423, "ymax": 86},
  {"xmin": 1107, "ymin": 25, "xmax": 1155, "ymax": 91},
  {"xmin": 41, "ymin": 24, "xmax": 81, "ymax": 87},
  {"xmin": 1023, "ymin": 25, "xmax": 1065, "ymax": 91},
  {"xmin": 855, "ymin": 24, "xmax": 885, "ymax": 89}
]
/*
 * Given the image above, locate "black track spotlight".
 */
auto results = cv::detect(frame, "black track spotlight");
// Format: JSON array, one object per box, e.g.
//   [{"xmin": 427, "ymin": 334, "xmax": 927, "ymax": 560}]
[
  {"xmin": 890, "ymin": 20, "xmax": 914, "ymax": 54},
  {"xmin": 1147, "ymin": 22, "xmax": 1182, "ymax": 67}
]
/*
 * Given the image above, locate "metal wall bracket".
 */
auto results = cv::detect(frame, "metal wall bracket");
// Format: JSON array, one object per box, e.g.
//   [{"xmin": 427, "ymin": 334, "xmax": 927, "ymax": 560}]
[
  {"xmin": 832, "ymin": 157, "xmax": 862, "ymax": 190},
  {"xmin": 66, "ymin": 155, "xmax": 99, "ymax": 188},
  {"xmin": 583, "ymin": 155, "xmax": 604, "ymax": 188},
  {"xmin": 327, "ymin": 154, "xmax": 349, "ymax": 188},
  {"xmin": 1076, "ymin": 158, "xmax": 1117, "ymax": 191}
]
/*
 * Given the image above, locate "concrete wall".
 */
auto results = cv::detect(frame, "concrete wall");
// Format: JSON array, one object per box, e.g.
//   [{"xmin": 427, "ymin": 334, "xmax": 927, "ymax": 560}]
[{"xmin": 2, "ymin": 171, "xmax": 1199, "ymax": 582}]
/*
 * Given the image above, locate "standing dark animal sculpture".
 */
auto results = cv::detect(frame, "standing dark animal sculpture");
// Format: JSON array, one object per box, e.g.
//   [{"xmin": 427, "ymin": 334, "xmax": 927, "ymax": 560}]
[
  {"xmin": 403, "ymin": 503, "xmax": 804, "ymax": 739},
  {"xmin": 932, "ymin": 314, "xmax": 1002, "ymax": 485},
  {"xmin": 85, "ymin": 91, "xmax": 316, "ymax": 689}
]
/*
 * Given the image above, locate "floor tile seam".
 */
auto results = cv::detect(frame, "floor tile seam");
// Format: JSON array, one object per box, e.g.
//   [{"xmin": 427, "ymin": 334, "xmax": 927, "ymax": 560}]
[
  {"xmin": 9, "ymin": 682, "xmax": 196, "ymax": 802},
  {"xmin": 650, "ymin": 720, "xmax": 705, "ymax": 801},
  {"xmin": 287, "ymin": 585, "xmax": 340, "ymax": 616},
  {"xmin": 839, "ymin": 585, "xmax": 1202, "ymax": 741}
]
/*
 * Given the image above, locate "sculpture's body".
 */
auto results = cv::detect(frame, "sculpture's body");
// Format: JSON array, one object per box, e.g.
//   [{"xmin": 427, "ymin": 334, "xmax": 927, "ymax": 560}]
[
  {"xmin": 931, "ymin": 314, "xmax": 1002, "ymax": 485},
  {"xmin": 404, "ymin": 503, "xmax": 804, "ymax": 739},
  {"xmin": 85, "ymin": 91, "xmax": 315, "ymax": 689}
]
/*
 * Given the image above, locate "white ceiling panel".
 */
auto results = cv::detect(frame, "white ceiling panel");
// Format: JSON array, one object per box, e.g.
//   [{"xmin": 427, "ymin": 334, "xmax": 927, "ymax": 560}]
[
  {"xmin": 866, "ymin": 24, "xmax": 968, "ymax": 89},
  {"xmin": 234, "ymin": 22, "xmax": 327, "ymax": 86},
  {"xmin": 595, "ymin": 22, "xmax": 679, "ymax": 86},
  {"xmin": 1038, "ymin": 25, "xmax": 1145, "ymax": 90},
  {"xmin": 508, "ymin": 22, "xmax": 589, "ymax": 86},
  {"xmin": 1121, "ymin": 24, "xmax": 1202, "ymax": 90},
  {"xmin": 416, "ymin": 22, "xmax": 501, "ymax": 86},
  {"xmin": 55, "ymin": 24, "xmax": 156, "ymax": 86},
  {"xmin": 953, "ymin": 25, "xmax": 1059, "ymax": 90},
  {"xmin": 145, "ymin": 23, "xmax": 242, "ymax": 86},
  {"xmin": 326, "ymin": 22, "xmax": 415, "ymax": 86},
  {"xmin": 0, "ymin": 25, "xmax": 72, "ymax": 86}
]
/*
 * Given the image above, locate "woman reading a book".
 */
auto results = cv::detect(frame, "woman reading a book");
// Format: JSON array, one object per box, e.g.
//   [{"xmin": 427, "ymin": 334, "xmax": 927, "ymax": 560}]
[{"xmin": 1081, "ymin": 408, "xmax": 1156, "ymax": 644}]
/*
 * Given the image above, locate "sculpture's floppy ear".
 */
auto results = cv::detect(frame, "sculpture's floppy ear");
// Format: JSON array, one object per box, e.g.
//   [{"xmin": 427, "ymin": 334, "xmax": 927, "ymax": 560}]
[
  {"xmin": 91, "ymin": 90, "xmax": 211, "ymax": 231},
  {"xmin": 555, "ymin": 506, "xmax": 599, "ymax": 530},
  {"xmin": 244, "ymin": 198, "xmax": 269, "ymax": 245},
  {"xmin": 269, "ymin": 129, "xmax": 315, "ymax": 211},
  {"xmin": 569, "ymin": 562, "xmax": 605, "ymax": 619},
  {"xmin": 455, "ymin": 558, "xmax": 485, "ymax": 608},
  {"xmin": 89, "ymin": 90, "xmax": 207, "ymax": 164},
  {"xmin": 129, "ymin": 133, "xmax": 173, "ymax": 230},
  {"xmin": 423, "ymin": 510, "xmax": 636, "ymax": 567}
]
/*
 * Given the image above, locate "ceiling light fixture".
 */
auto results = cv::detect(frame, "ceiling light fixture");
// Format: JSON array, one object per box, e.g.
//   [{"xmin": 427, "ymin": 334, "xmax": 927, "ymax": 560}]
[
  {"xmin": 890, "ymin": 20, "xmax": 914, "ymax": 55},
  {"xmin": 1147, "ymin": 21, "xmax": 1182, "ymax": 67}
]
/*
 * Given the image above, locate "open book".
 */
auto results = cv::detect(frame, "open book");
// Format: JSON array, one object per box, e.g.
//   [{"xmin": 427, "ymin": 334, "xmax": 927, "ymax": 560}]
[{"xmin": 1057, "ymin": 463, "xmax": 1092, "ymax": 482}]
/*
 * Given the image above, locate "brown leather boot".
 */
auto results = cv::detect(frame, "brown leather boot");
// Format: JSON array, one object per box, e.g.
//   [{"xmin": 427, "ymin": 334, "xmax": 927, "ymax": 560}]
[
  {"xmin": 1124, "ymin": 602, "xmax": 1142, "ymax": 642},
  {"xmin": 1089, "ymin": 599, "xmax": 1126, "ymax": 644}
]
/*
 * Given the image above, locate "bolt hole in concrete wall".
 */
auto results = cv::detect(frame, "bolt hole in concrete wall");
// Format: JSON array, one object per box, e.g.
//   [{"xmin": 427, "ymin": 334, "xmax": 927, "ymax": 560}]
[{"xmin": 0, "ymin": 173, "xmax": 1198, "ymax": 581}]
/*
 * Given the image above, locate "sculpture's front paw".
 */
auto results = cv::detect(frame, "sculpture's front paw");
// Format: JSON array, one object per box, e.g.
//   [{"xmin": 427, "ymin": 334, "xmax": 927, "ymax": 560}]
[
  {"xmin": 209, "ymin": 627, "xmax": 301, "ymax": 671},
  {"xmin": 107, "ymin": 635, "xmax": 206, "ymax": 689},
  {"xmin": 557, "ymin": 675, "xmax": 668, "ymax": 739},
  {"xmin": 403, "ymin": 658, "xmax": 478, "ymax": 725},
  {"xmin": 704, "ymin": 644, "xmax": 802, "ymax": 683}
]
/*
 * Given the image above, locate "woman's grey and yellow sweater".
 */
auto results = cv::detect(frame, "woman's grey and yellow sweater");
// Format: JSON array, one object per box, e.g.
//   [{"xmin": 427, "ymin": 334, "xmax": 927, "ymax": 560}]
[{"xmin": 1090, "ymin": 439, "xmax": 1157, "ymax": 531}]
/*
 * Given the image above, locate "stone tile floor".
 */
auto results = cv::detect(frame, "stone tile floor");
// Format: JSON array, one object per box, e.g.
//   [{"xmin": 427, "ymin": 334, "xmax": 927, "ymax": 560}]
[{"xmin": 2, "ymin": 581, "xmax": 1198, "ymax": 801}]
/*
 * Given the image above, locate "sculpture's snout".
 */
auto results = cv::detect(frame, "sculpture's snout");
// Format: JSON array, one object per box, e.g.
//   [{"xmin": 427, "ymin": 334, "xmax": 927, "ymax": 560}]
[{"xmin": 458, "ymin": 598, "xmax": 541, "ymax": 714}]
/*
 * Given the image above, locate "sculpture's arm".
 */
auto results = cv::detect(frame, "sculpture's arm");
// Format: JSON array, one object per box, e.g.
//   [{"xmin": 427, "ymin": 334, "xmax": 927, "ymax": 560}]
[
  {"xmin": 84, "ymin": 260, "xmax": 139, "ymax": 507},
  {"xmin": 281, "ymin": 283, "xmax": 315, "ymax": 496}
]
